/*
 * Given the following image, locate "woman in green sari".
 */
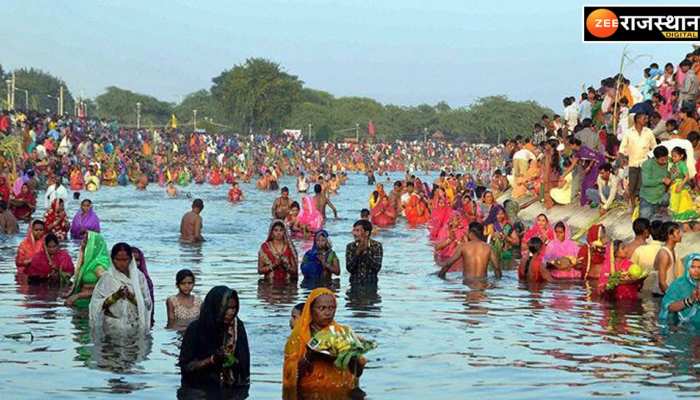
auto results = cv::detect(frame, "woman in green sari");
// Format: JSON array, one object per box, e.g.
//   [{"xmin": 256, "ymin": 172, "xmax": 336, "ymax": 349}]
[
  {"xmin": 659, "ymin": 253, "xmax": 700, "ymax": 330},
  {"xmin": 65, "ymin": 231, "xmax": 111, "ymax": 309}
]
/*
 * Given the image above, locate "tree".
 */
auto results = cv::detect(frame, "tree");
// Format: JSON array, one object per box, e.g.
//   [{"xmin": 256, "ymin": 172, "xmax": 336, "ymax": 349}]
[
  {"xmin": 11, "ymin": 68, "xmax": 75, "ymax": 114},
  {"xmin": 173, "ymin": 90, "xmax": 227, "ymax": 128},
  {"xmin": 95, "ymin": 86, "xmax": 173, "ymax": 126},
  {"xmin": 211, "ymin": 58, "xmax": 303, "ymax": 133}
]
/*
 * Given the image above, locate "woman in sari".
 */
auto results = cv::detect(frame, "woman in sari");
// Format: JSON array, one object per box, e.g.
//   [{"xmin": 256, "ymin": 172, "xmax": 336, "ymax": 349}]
[
  {"xmin": 89, "ymin": 242, "xmax": 152, "ymax": 334},
  {"xmin": 577, "ymin": 224, "xmax": 608, "ymax": 280},
  {"xmin": 27, "ymin": 233, "xmax": 74, "ymax": 283},
  {"xmin": 598, "ymin": 240, "xmax": 643, "ymax": 301},
  {"xmin": 484, "ymin": 205, "xmax": 519, "ymax": 267},
  {"xmin": 44, "ymin": 199, "xmax": 70, "ymax": 240},
  {"xmin": 521, "ymin": 214, "xmax": 554, "ymax": 257},
  {"xmin": 179, "ymin": 286, "xmax": 250, "ymax": 388},
  {"xmin": 70, "ymin": 199, "xmax": 101, "ymax": 240},
  {"xmin": 659, "ymin": 253, "xmax": 700, "ymax": 329},
  {"xmin": 370, "ymin": 195, "xmax": 397, "ymax": 227},
  {"xmin": 283, "ymin": 288, "xmax": 367, "ymax": 397},
  {"xmin": 258, "ymin": 220, "xmax": 299, "ymax": 281},
  {"xmin": 300, "ymin": 230, "xmax": 340, "ymax": 281},
  {"xmin": 518, "ymin": 237, "xmax": 552, "ymax": 282},
  {"xmin": 0, "ymin": 175, "xmax": 11, "ymax": 203},
  {"xmin": 429, "ymin": 187, "xmax": 451, "ymax": 240},
  {"xmin": 15, "ymin": 220, "xmax": 46, "ymax": 275},
  {"xmin": 132, "ymin": 247, "xmax": 155, "ymax": 327},
  {"xmin": 434, "ymin": 211, "xmax": 467, "ymax": 272},
  {"xmin": 543, "ymin": 221, "xmax": 582, "ymax": 280},
  {"xmin": 478, "ymin": 191, "xmax": 496, "ymax": 223},
  {"xmin": 405, "ymin": 194, "xmax": 430, "ymax": 226},
  {"xmin": 65, "ymin": 231, "xmax": 111, "ymax": 309},
  {"xmin": 298, "ymin": 196, "xmax": 323, "ymax": 233},
  {"xmin": 9, "ymin": 183, "xmax": 36, "ymax": 221}
]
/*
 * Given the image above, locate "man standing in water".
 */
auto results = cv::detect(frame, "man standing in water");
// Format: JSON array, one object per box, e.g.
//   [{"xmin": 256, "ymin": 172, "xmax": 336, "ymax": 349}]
[
  {"xmin": 655, "ymin": 221, "xmax": 683, "ymax": 295},
  {"xmin": 180, "ymin": 198, "xmax": 204, "ymax": 243},
  {"xmin": 272, "ymin": 187, "xmax": 292, "ymax": 219},
  {"xmin": 346, "ymin": 220, "xmax": 383, "ymax": 282},
  {"xmin": 313, "ymin": 184, "xmax": 338, "ymax": 220},
  {"xmin": 438, "ymin": 222, "xmax": 502, "ymax": 282}
]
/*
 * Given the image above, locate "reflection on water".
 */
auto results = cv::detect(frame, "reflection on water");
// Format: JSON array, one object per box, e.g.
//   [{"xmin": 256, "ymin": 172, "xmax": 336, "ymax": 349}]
[{"xmin": 1, "ymin": 173, "xmax": 700, "ymax": 399}]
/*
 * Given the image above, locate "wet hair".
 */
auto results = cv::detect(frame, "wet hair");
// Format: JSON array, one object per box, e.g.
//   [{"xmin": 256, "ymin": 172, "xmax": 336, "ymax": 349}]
[
  {"xmin": 632, "ymin": 218, "xmax": 651, "ymax": 236},
  {"xmin": 672, "ymin": 146, "xmax": 687, "ymax": 160},
  {"xmin": 653, "ymin": 146, "xmax": 669, "ymax": 159},
  {"xmin": 176, "ymin": 268, "xmax": 195, "ymax": 285},
  {"xmin": 281, "ymin": 186, "xmax": 289, "ymax": 193},
  {"xmin": 468, "ymin": 221, "xmax": 485, "ymax": 241},
  {"xmin": 73, "ymin": 192, "xmax": 81, "ymax": 200},
  {"xmin": 353, "ymin": 219, "xmax": 373, "ymax": 234},
  {"xmin": 314, "ymin": 184, "xmax": 322, "ymax": 194},
  {"xmin": 360, "ymin": 208, "xmax": 370, "ymax": 218},
  {"xmin": 111, "ymin": 242, "xmax": 133, "ymax": 260},
  {"xmin": 650, "ymin": 220, "xmax": 664, "ymax": 241},
  {"xmin": 81, "ymin": 199, "xmax": 92, "ymax": 207},
  {"xmin": 293, "ymin": 302, "xmax": 305, "ymax": 312},
  {"xmin": 32, "ymin": 220, "xmax": 45, "ymax": 228},
  {"xmin": 661, "ymin": 221, "xmax": 681, "ymax": 242},
  {"xmin": 44, "ymin": 233, "xmax": 59, "ymax": 247},
  {"xmin": 524, "ymin": 237, "xmax": 544, "ymax": 276},
  {"xmin": 290, "ymin": 201, "xmax": 300, "ymax": 210},
  {"xmin": 192, "ymin": 198, "xmax": 204, "ymax": 209}
]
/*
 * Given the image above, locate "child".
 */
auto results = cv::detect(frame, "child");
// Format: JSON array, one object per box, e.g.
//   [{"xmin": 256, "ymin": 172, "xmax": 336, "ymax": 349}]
[
  {"xmin": 289, "ymin": 302, "xmax": 304, "ymax": 330},
  {"xmin": 166, "ymin": 269, "xmax": 202, "ymax": 329},
  {"xmin": 228, "ymin": 181, "xmax": 243, "ymax": 203},
  {"xmin": 669, "ymin": 146, "xmax": 699, "ymax": 231}
]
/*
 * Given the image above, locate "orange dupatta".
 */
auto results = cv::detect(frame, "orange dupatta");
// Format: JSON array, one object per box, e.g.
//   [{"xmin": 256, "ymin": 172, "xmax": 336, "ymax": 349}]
[{"xmin": 282, "ymin": 288, "xmax": 357, "ymax": 394}]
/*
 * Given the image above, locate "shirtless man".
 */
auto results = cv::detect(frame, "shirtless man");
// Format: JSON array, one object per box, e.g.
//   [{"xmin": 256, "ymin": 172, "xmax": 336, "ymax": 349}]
[
  {"xmin": 437, "ymin": 222, "xmax": 502, "ymax": 282},
  {"xmin": 180, "ymin": 198, "xmax": 204, "ymax": 243},
  {"xmin": 297, "ymin": 172, "xmax": 309, "ymax": 193},
  {"xmin": 655, "ymin": 221, "xmax": 683, "ymax": 295},
  {"xmin": 271, "ymin": 187, "xmax": 292, "ymax": 219},
  {"xmin": 313, "ymin": 184, "xmax": 338, "ymax": 220}
]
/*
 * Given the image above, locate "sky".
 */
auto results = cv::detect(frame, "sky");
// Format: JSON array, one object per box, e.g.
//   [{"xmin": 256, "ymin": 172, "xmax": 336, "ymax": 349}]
[{"xmin": 3, "ymin": 0, "xmax": 698, "ymax": 111}]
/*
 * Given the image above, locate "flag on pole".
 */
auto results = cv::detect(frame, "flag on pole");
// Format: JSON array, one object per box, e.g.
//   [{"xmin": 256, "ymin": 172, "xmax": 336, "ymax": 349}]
[
  {"xmin": 169, "ymin": 114, "xmax": 178, "ymax": 129},
  {"xmin": 368, "ymin": 120, "xmax": 376, "ymax": 137}
]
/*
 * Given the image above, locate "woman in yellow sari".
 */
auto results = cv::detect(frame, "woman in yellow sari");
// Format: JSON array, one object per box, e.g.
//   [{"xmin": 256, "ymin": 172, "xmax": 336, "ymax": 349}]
[{"xmin": 283, "ymin": 288, "xmax": 366, "ymax": 398}]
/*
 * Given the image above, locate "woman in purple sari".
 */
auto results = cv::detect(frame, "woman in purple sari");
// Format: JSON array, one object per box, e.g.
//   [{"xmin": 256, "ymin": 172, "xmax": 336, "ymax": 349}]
[
  {"xmin": 70, "ymin": 199, "xmax": 101, "ymax": 240},
  {"xmin": 565, "ymin": 137, "xmax": 607, "ymax": 206}
]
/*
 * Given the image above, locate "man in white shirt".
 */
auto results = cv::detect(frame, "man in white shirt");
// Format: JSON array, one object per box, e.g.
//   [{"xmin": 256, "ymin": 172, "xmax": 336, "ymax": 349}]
[
  {"xmin": 563, "ymin": 97, "xmax": 579, "ymax": 134},
  {"xmin": 45, "ymin": 176, "xmax": 69, "ymax": 208},
  {"xmin": 618, "ymin": 113, "xmax": 657, "ymax": 206},
  {"xmin": 512, "ymin": 142, "xmax": 535, "ymax": 179},
  {"xmin": 586, "ymin": 163, "xmax": 621, "ymax": 215}
]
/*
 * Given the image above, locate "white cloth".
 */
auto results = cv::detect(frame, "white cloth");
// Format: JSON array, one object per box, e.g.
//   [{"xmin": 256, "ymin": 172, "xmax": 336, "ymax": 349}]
[
  {"xmin": 44, "ymin": 184, "xmax": 69, "ymax": 208},
  {"xmin": 89, "ymin": 259, "xmax": 152, "ymax": 335},
  {"xmin": 512, "ymin": 148, "xmax": 535, "ymax": 161}
]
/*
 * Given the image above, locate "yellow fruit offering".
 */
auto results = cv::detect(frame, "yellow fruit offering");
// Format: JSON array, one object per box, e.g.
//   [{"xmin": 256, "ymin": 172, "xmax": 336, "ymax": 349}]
[{"xmin": 628, "ymin": 264, "xmax": 643, "ymax": 280}]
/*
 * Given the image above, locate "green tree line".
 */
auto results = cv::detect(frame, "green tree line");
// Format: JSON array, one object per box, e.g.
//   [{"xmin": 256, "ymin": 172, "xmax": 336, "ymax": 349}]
[{"xmin": 1, "ymin": 59, "xmax": 553, "ymax": 142}]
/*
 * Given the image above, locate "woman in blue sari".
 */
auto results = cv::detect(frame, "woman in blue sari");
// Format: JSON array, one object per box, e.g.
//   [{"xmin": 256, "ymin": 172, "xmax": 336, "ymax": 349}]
[
  {"xmin": 660, "ymin": 253, "xmax": 700, "ymax": 330},
  {"xmin": 300, "ymin": 230, "xmax": 340, "ymax": 281}
]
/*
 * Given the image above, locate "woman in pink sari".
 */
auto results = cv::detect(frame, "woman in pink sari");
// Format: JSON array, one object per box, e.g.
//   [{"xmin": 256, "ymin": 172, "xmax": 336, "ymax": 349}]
[
  {"xmin": 598, "ymin": 240, "xmax": 643, "ymax": 301},
  {"xmin": 543, "ymin": 221, "xmax": 582, "ymax": 280},
  {"xmin": 433, "ymin": 212, "xmax": 467, "ymax": 272},
  {"xmin": 521, "ymin": 214, "xmax": 554, "ymax": 258},
  {"xmin": 370, "ymin": 195, "xmax": 397, "ymax": 227},
  {"xmin": 27, "ymin": 233, "xmax": 74, "ymax": 283},
  {"xmin": 429, "ymin": 187, "xmax": 451, "ymax": 241},
  {"xmin": 297, "ymin": 196, "xmax": 323, "ymax": 233}
]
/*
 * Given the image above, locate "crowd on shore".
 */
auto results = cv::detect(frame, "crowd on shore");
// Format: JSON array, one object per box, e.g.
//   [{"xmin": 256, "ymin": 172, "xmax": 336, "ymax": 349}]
[{"xmin": 5, "ymin": 47, "xmax": 700, "ymax": 398}]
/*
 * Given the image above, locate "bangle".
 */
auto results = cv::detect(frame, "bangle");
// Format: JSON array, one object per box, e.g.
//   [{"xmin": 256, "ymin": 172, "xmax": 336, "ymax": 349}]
[{"xmin": 684, "ymin": 298, "xmax": 693, "ymax": 308}]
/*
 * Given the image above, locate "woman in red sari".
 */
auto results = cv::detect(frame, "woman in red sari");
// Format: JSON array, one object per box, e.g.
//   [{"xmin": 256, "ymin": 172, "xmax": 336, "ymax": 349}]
[
  {"xmin": 521, "ymin": 213, "xmax": 554, "ymax": 257},
  {"xmin": 44, "ymin": 199, "xmax": 70, "ymax": 240},
  {"xmin": 370, "ymin": 195, "xmax": 397, "ymax": 227},
  {"xmin": 258, "ymin": 220, "xmax": 298, "ymax": 282},
  {"xmin": 9, "ymin": 183, "xmax": 36, "ymax": 221},
  {"xmin": 27, "ymin": 233, "xmax": 74, "ymax": 283},
  {"xmin": 577, "ymin": 224, "xmax": 608, "ymax": 280},
  {"xmin": 16, "ymin": 220, "xmax": 46, "ymax": 275},
  {"xmin": 405, "ymin": 194, "xmax": 430, "ymax": 226},
  {"xmin": 598, "ymin": 240, "xmax": 643, "ymax": 301}
]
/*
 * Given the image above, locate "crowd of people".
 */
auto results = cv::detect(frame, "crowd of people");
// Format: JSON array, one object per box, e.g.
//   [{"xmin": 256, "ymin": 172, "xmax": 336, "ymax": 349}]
[{"xmin": 5, "ymin": 47, "xmax": 700, "ymax": 398}]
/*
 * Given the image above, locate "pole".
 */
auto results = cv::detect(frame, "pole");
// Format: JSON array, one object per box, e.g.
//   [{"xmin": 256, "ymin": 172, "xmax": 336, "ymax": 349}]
[
  {"xmin": 136, "ymin": 102, "xmax": 141, "ymax": 129},
  {"xmin": 193, "ymin": 109, "xmax": 197, "ymax": 131},
  {"xmin": 355, "ymin": 123, "xmax": 359, "ymax": 141},
  {"xmin": 424, "ymin": 127, "xmax": 427, "ymax": 143},
  {"xmin": 5, "ymin": 80, "xmax": 11, "ymax": 110},
  {"xmin": 23, "ymin": 90, "xmax": 28, "ymax": 111},
  {"xmin": 11, "ymin": 73, "xmax": 16, "ymax": 110},
  {"xmin": 59, "ymin": 85, "xmax": 64, "ymax": 115},
  {"xmin": 308, "ymin": 123, "xmax": 312, "ymax": 141}
]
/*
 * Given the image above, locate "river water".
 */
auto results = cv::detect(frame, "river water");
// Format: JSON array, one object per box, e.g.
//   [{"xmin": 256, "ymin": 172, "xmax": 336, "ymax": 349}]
[{"xmin": 1, "ymin": 173, "xmax": 699, "ymax": 399}]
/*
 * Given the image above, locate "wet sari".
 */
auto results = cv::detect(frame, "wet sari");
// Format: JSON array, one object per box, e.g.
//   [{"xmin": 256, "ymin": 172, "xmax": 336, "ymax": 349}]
[
  {"xmin": 598, "ymin": 244, "xmax": 638, "ymax": 301},
  {"xmin": 258, "ymin": 221, "xmax": 299, "ymax": 281},
  {"xmin": 370, "ymin": 197, "xmax": 396, "ymax": 227},
  {"xmin": 283, "ymin": 288, "xmax": 359, "ymax": 396},
  {"xmin": 133, "ymin": 247, "xmax": 155, "ymax": 327},
  {"xmin": 300, "ymin": 230, "xmax": 338, "ymax": 280},
  {"xmin": 70, "ymin": 231, "xmax": 111, "ymax": 309},
  {"xmin": 521, "ymin": 216, "xmax": 554, "ymax": 257},
  {"xmin": 28, "ymin": 245, "xmax": 74, "ymax": 281},
  {"xmin": 10, "ymin": 183, "xmax": 36, "ymax": 221},
  {"xmin": 15, "ymin": 223, "xmax": 44, "ymax": 275},
  {"xmin": 543, "ymin": 222, "xmax": 582, "ymax": 280},
  {"xmin": 660, "ymin": 253, "xmax": 700, "ymax": 329},
  {"xmin": 44, "ymin": 199, "xmax": 70, "ymax": 240},
  {"xmin": 577, "ymin": 224, "xmax": 606, "ymax": 280},
  {"xmin": 70, "ymin": 207, "xmax": 101, "ymax": 240}
]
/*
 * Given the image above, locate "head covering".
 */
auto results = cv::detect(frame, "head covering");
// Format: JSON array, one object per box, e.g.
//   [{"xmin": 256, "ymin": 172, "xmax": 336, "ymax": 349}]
[
  {"xmin": 543, "ymin": 222, "xmax": 579, "ymax": 263},
  {"xmin": 265, "ymin": 219, "xmax": 298, "ymax": 260},
  {"xmin": 72, "ymin": 231, "xmax": 111, "ymax": 296},
  {"xmin": 70, "ymin": 204, "xmax": 101, "ymax": 239},
  {"xmin": 15, "ymin": 220, "xmax": 45, "ymax": 274},
  {"xmin": 483, "ymin": 204, "xmax": 507, "ymax": 232},
  {"xmin": 132, "ymin": 247, "xmax": 154, "ymax": 327},
  {"xmin": 522, "ymin": 214, "xmax": 554, "ymax": 246},
  {"xmin": 301, "ymin": 230, "xmax": 335, "ymax": 279},
  {"xmin": 660, "ymin": 253, "xmax": 700, "ymax": 326}
]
